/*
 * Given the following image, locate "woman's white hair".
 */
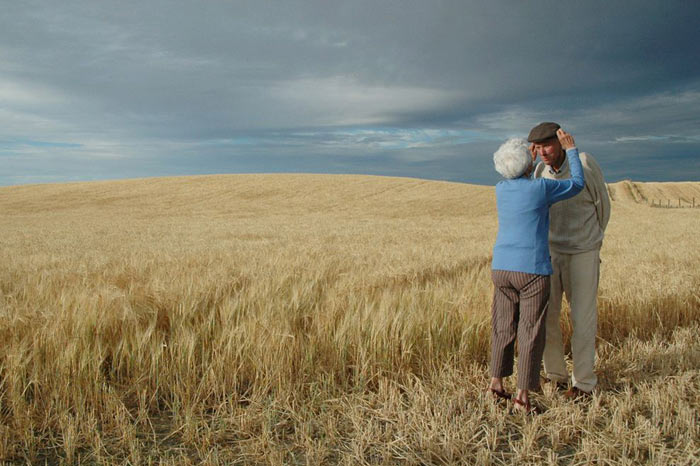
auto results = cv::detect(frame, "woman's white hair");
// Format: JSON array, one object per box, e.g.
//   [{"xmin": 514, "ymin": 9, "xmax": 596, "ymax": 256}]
[{"xmin": 493, "ymin": 138, "xmax": 532, "ymax": 179}]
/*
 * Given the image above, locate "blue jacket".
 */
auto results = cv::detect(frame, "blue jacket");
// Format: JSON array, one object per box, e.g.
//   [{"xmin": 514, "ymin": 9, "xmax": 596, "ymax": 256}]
[{"xmin": 492, "ymin": 148, "xmax": 584, "ymax": 275}]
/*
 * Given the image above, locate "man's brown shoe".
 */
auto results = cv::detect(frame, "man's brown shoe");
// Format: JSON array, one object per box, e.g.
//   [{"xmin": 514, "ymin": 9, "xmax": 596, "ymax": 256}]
[
  {"xmin": 564, "ymin": 386, "xmax": 591, "ymax": 401},
  {"xmin": 543, "ymin": 377, "xmax": 568, "ymax": 392}
]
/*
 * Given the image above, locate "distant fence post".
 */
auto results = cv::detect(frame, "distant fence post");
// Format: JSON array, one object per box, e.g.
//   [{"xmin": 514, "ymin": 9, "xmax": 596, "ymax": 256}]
[
  {"xmin": 667, "ymin": 199, "xmax": 670, "ymax": 208},
  {"xmin": 679, "ymin": 198, "xmax": 681, "ymax": 208}
]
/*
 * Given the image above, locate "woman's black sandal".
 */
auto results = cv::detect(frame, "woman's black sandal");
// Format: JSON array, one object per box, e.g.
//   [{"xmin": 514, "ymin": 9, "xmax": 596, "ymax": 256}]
[
  {"xmin": 512, "ymin": 398, "xmax": 542, "ymax": 415},
  {"xmin": 489, "ymin": 388, "xmax": 512, "ymax": 403}
]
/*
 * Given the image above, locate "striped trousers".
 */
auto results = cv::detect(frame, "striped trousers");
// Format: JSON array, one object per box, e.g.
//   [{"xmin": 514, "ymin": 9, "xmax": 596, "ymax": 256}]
[{"xmin": 490, "ymin": 269, "xmax": 550, "ymax": 390}]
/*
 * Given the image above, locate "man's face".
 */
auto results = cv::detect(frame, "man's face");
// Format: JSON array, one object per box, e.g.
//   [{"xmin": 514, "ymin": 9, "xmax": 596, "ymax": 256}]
[{"xmin": 533, "ymin": 138, "xmax": 563, "ymax": 167}]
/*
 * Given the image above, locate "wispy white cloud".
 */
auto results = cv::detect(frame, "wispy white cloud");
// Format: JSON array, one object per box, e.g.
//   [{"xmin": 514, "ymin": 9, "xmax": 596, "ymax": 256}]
[
  {"xmin": 185, "ymin": 127, "xmax": 487, "ymax": 157},
  {"xmin": 615, "ymin": 136, "xmax": 670, "ymax": 142},
  {"xmin": 0, "ymin": 78, "xmax": 67, "ymax": 106},
  {"xmin": 614, "ymin": 135, "xmax": 700, "ymax": 143},
  {"xmin": 268, "ymin": 76, "xmax": 467, "ymax": 126},
  {"xmin": 472, "ymin": 88, "xmax": 700, "ymax": 146},
  {"xmin": 475, "ymin": 109, "xmax": 546, "ymax": 135}
]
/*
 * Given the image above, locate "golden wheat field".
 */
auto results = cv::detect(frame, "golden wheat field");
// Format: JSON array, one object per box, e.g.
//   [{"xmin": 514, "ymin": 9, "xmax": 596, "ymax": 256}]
[{"xmin": 0, "ymin": 174, "xmax": 698, "ymax": 465}]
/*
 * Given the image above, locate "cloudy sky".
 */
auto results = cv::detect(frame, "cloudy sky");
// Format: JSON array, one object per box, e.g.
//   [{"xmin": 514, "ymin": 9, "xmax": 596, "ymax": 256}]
[{"xmin": 2, "ymin": 0, "xmax": 699, "ymax": 186}]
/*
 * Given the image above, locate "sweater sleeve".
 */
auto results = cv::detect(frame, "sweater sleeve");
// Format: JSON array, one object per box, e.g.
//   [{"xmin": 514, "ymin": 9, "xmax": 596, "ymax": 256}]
[
  {"xmin": 582, "ymin": 153, "xmax": 611, "ymax": 232},
  {"xmin": 543, "ymin": 148, "xmax": 585, "ymax": 204}
]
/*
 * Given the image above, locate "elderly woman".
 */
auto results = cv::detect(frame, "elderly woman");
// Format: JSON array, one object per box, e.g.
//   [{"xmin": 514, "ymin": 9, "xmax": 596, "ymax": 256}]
[{"xmin": 488, "ymin": 128, "xmax": 583, "ymax": 414}]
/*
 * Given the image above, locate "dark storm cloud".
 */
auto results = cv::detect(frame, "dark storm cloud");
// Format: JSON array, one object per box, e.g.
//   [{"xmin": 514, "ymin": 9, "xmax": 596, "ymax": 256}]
[{"xmin": 1, "ymin": 0, "xmax": 699, "ymax": 185}]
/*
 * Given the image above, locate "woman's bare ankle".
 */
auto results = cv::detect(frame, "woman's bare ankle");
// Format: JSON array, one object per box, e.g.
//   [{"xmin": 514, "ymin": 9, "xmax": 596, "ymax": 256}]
[
  {"xmin": 490, "ymin": 377, "xmax": 505, "ymax": 392},
  {"xmin": 515, "ymin": 389, "xmax": 529, "ymax": 405}
]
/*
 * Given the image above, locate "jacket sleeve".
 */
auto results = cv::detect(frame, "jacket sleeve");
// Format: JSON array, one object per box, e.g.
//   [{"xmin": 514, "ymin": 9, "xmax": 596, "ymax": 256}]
[
  {"xmin": 544, "ymin": 148, "xmax": 585, "ymax": 204},
  {"xmin": 582, "ymin": 153, "xmax": 611, "ymax": 232}
]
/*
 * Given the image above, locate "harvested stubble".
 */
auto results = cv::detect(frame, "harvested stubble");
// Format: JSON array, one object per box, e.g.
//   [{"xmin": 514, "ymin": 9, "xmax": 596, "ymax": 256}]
[{"xmin": 0, "ymin": 174, "xmax": 698, "ymax": 465}]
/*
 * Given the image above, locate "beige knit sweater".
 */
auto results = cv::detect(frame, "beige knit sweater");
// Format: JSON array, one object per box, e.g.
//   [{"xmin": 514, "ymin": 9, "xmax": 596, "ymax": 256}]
[{"xmin": 534, "ymin": 152, "xmax": 611, "ymax": 254}]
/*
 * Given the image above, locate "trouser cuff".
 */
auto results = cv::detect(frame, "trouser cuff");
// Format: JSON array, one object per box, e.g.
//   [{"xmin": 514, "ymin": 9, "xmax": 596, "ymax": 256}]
[{"xmin": 573, "ymin": 384, "xmax": 595, "ymax": 393}]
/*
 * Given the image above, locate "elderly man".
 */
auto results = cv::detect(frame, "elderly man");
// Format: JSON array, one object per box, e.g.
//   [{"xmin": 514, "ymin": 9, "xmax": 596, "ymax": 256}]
[{"xmin": 528, "ymin": 122, "xmax": 611, "ymax": 399}]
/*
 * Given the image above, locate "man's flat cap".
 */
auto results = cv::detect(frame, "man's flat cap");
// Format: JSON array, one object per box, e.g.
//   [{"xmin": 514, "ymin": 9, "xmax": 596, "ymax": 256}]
[{"xmin": 527, "ymin": 122, "xmax": 561, "ymax": 142}]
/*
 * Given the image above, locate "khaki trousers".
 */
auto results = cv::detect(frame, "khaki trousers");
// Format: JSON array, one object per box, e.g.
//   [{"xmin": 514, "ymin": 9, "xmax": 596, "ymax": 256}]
[
  {"xmin": 490, "ymin": 270, "xmax": 550, "ymax": 391},
  {"xmin": 543, "ymin": 248, "xmax": 600, "ymax": 392}
]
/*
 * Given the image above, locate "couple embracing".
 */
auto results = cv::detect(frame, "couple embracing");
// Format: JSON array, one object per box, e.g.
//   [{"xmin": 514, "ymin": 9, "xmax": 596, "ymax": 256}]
[{"xmin": 487, "ymin": 122, "xmax": 611, "ymax": 414}]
